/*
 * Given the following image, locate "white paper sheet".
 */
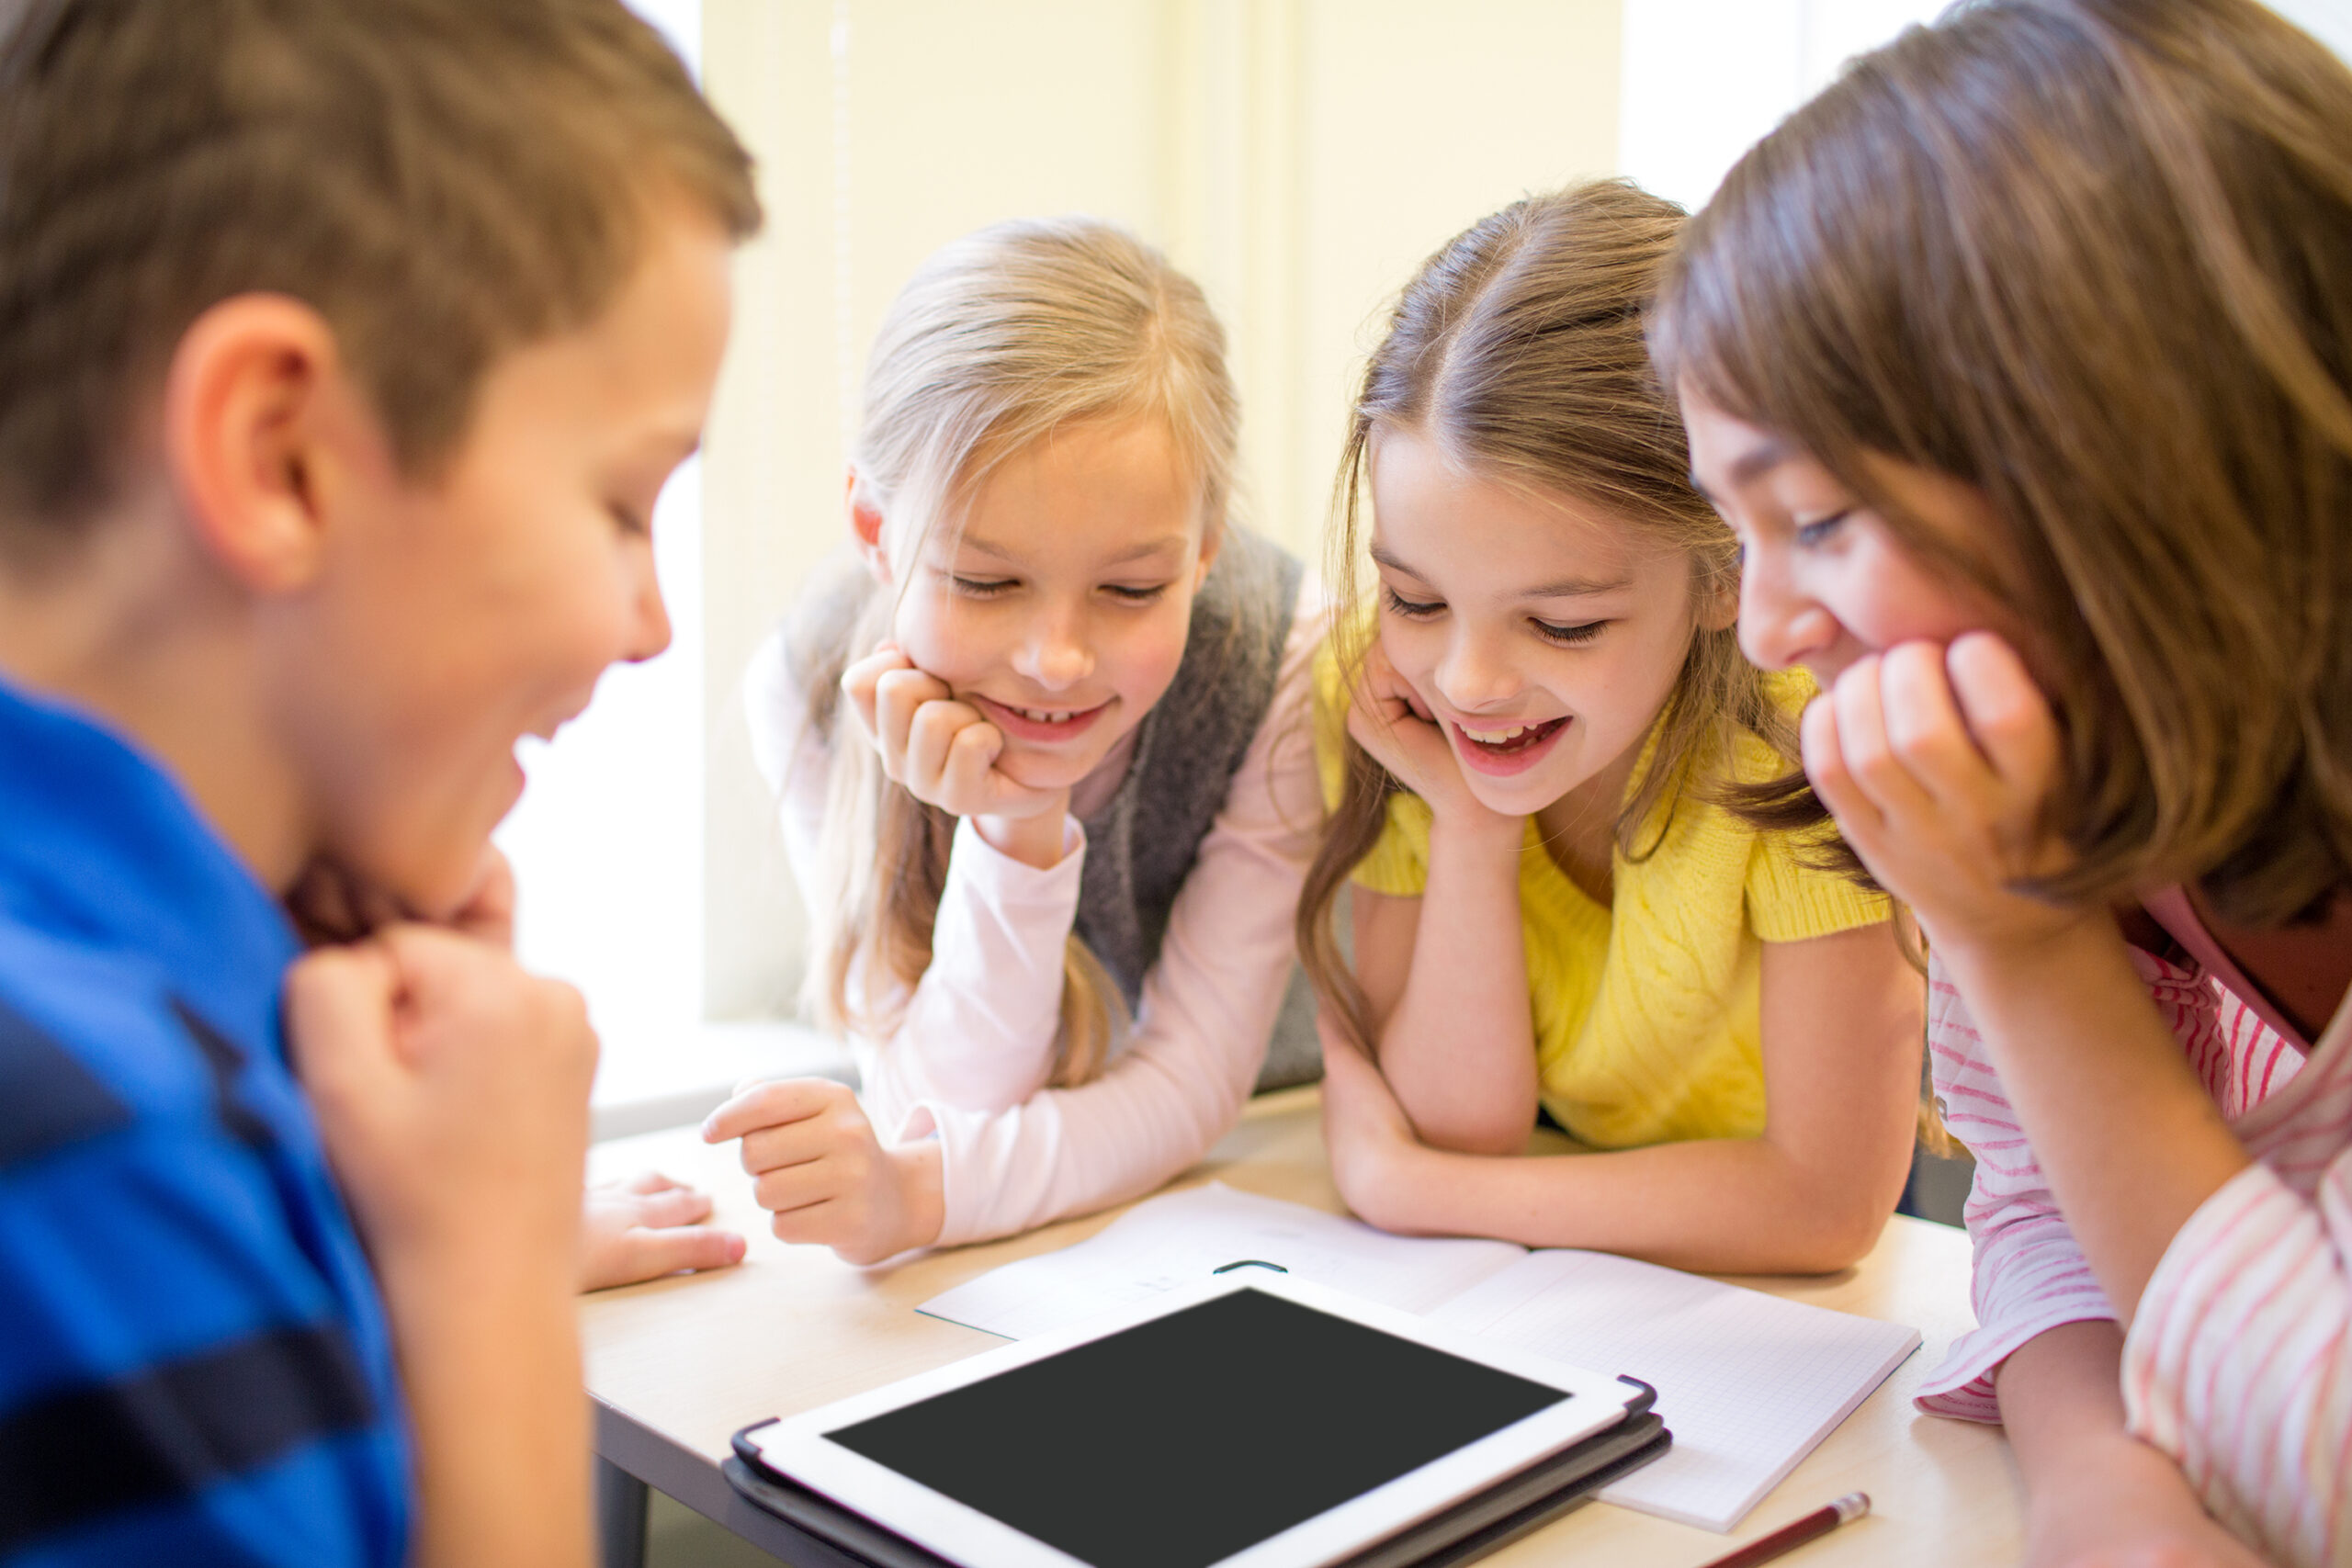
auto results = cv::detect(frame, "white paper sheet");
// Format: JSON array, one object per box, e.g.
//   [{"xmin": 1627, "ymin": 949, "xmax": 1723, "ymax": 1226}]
[
  {"xmin": 1427, "ymin": 1248, "xmax": 1920, "ymax": 1531},
  {"xmin": 917, "ymin": 1182, "xmax": 1528, "ymax": 1340}
]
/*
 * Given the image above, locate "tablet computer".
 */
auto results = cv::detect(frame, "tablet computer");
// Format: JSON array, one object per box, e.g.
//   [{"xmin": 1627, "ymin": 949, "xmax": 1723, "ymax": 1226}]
[{"xmin": 741, "ymin": 1272, "xmax": 1639, "ymax": 1568}]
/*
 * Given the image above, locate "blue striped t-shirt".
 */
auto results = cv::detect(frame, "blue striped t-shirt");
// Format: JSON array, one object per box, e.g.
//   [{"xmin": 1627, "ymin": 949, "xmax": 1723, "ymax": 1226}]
[{"xmin": 0, "ymin": 678, "xmax": 410, "ymax": 1566}]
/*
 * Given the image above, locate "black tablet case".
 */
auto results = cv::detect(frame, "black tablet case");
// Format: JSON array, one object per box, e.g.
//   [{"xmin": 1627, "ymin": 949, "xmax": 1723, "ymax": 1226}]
[{"xmin": 724, "ymin": 1376, "xmax": 1668, "ymax": 1568}]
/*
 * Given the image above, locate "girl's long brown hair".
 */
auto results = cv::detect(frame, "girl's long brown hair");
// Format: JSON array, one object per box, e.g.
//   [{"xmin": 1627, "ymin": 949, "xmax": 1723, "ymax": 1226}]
[
  {"xmin": 1297, "ymin": 181, "xmax": 1815, "ymax": 1055},
  {"xmin": 796, "ymin": 217, "xmax": 1240, "ymax": 1085},
  {"xmin": 1655, "ymin": 0, "xmax": 2352, "ymax": 930}
]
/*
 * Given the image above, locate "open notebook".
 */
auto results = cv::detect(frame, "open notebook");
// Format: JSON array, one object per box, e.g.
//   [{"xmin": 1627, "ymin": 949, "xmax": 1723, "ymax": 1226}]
[{"xmin": 919, "ymin": 1184, "xmax": 1919, "ymax": 1533}]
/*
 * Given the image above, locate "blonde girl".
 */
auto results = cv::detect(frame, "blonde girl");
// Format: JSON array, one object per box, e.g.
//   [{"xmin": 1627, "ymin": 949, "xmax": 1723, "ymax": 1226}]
[
  {"xmin": 710, "ymin": 218, "xmax": 1321, "ymax": 1262},
  {"xmin": 1301, "ymin": 180, "xmax": 1924, "ymax": 1275},
  {"xmin": 1658, "ymin": 2, "xmax": 2352, "ymax": 1562}
]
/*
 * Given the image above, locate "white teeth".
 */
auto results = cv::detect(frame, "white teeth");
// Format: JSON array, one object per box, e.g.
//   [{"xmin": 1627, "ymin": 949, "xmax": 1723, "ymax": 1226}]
[
  {"xmin": 1014, "ymin": 706, "xmax": 1074, "ymax": 724},
  {"xmin": 1462, "ymin": 723, "xmax": 1532, "ymax": 745}
]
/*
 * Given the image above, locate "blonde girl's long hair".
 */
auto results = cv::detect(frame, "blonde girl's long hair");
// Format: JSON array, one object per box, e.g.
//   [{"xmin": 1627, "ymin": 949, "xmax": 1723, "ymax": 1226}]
[
  {"xmin": 1655, "ymin": 0, "xmax": 2352, "ymax": 930},
  {"xmin": 791, "ymin": 217, "xmax": 1240, "ymax": 1085},
  {"xmin": 1297, "ymin": 180, "xmax": 1811, "ymax": 1056}
]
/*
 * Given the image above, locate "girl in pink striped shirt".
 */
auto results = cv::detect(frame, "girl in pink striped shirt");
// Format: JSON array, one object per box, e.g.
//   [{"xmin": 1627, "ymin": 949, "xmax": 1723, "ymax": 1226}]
[{"xmin": 1653, "ymin": 3, "xmax": 2352, "ymax": 1564}]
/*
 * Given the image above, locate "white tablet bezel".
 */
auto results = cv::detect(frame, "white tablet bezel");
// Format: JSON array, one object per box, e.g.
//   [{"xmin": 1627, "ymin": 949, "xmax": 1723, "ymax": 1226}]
[{"xmin": 745, "ymin": 1271, "xmax": 1633, "ymax": 1568}]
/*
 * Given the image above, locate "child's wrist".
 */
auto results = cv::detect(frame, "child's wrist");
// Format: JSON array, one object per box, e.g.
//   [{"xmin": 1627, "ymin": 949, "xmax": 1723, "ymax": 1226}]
[
  {"xmin": 1930, "ymin": 904, "xmax": 2118, "ymax": 990},
  {"xmin": 1425, "ymin": 809, "xmax": 1523, "ymax": 857},
  {"xmin": 374, "ymin": 1207, "xmax": 581, "ymax": 1303},
  {"xmin": 971, "ymin": 806, "xmax": 1071, "ymax": 870},
  {"xmin": 2021, "ymin": 1425, "xmax": 2205, "ymax": 1553},
  {"xmin": 374, "ymin": 1231, "xmax": 580, "ymax": 1367},
  {"xmin": 885, "ymin": 1140, "xmax": 945, "ymax": 1253}
]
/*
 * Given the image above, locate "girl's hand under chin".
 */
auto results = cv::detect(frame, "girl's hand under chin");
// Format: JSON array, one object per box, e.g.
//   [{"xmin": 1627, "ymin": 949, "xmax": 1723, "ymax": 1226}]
[
  {"xmin": 1345, "ymin": 639, "xmax": 1522, "ymax": 844},
  {"xmin": 1804, "ymin": 633, "xmax": 2092, "ymax": 957},
  {"xmin": 842, "ymin": 642, "xmax": 1072, "ymax": 867}
]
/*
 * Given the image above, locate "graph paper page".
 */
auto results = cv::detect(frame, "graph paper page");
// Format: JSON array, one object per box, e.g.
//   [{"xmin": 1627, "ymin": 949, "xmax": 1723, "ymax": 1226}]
[{"xmin": 1428, "ymin": 1247, "xmax": 1919, "ymax": 1530}]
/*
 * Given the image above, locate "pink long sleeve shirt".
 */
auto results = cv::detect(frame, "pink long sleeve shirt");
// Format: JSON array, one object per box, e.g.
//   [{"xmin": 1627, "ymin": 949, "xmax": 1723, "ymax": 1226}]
[
  {"xmin": 743, "ymin": 585, "xmax": 1323, "ymax": 1248},
  {"xmin": 1917, "ymin": 918, "xmax": 2351, "ymax": 1567}
]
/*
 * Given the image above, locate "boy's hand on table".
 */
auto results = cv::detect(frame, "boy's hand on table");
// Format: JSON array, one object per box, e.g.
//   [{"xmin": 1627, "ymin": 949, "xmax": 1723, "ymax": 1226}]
[
  {"xmin": 1345, "ymin": 639, "xmax": 1522, "ymax": 850},
  {"xmin": 1317, "ymin": 1013, "xmax": 1437, "ymax": 1235},
  {"xmin": 285, "ymin": 922, "xmax": 595, "ymax": 1280},
  {"xmin": 579, "ymin": 1172, "xmax": 746, "ymax": 1292},
  {"xmin": 703, "ymin": 1077, "xmax": 944, "ymax": 1266},
  {"xmin": 842, "ymin": 642, "xmax": 1070, "ymax": 868}
]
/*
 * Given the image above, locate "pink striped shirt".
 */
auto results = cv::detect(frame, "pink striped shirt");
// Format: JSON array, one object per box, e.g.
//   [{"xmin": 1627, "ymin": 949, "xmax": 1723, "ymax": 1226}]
[{"xmin": 1917, "ymin": 941, "xmax": 2352, "ymax": 1566}]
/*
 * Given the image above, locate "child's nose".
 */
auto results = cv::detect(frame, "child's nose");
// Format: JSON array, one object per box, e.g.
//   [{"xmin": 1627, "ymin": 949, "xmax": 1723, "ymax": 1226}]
[
  {"xmin": 1736, "ymin": 565, "xmax": 1830, "ymax": 673},
  {"xmin": 1433, "ymin": 631, "xmax": 1521, "ymax": 712},
  {"xmin": 622, "ymin": 549, "xmax": 673, "ymax": 664},
  {"xmin": 1012, "ymin": 613, "xmax": 1093, "ymax": 690}
]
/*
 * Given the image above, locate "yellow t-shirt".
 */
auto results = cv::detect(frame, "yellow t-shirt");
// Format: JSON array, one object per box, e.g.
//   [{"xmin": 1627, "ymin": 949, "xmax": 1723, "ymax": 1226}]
[{"xmin": 1318, "ymin": 659, "xmax": 1886, "ymax": 1149}]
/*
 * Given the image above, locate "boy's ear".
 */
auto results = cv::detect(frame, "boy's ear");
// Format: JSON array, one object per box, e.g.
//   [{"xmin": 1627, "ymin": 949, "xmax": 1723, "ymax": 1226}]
[
  {"xmin": 845, "ymin": 465, "xmax": 891, "ymax": 585},
  {"xmin": 162, "ymin": 294, "xmax": 351, "ymax": 594}
]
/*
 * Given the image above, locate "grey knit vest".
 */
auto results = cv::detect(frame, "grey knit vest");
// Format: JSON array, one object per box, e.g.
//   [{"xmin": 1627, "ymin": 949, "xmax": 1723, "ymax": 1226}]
[{"xmin": 1074, "ymin": 526, "xmax": 1322, "ymax": 1092}]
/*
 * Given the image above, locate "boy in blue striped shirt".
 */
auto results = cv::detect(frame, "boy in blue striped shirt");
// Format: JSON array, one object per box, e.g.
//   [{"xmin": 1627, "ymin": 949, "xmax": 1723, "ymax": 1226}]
[{"xmin": 0, "ymin": 2, "xmax": 758, "ymax": 1562}]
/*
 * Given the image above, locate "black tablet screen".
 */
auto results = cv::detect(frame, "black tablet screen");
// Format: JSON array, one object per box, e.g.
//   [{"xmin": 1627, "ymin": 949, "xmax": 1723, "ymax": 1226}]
[{"xmin": 824, "ymin": 1288, "xmax": 1568, "ymax": 1568}]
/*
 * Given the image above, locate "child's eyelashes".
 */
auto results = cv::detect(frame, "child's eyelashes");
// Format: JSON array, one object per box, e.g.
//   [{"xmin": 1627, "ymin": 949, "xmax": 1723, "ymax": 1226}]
[
  {"xmin": 1532, "ymin": 618, "xmax": 1606, "ymax": 646},
  {"xmin": 1384, "ymin": 586, "xmax": 1603, "ymax": 646},
  {"xmin": 1383, "ymin": 586, "xmax": 1444, "ymax": 619},
  {"xmin": 948, "ymin": 574, "xmax": 1019, "ymax": 598},
  {"xmin": 1793, "ymin": 511, "xmax": 1850, "ymax": 547},
  {"xmin": 942, "ymin": 573, "xmax": 1170, "ymax": 604}
]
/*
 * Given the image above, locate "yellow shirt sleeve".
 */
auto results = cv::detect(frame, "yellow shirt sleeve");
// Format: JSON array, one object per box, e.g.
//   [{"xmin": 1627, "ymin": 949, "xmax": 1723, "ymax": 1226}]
[{"xmin": 1745, "ymin": 822, "xmax": 1889, "ymax": 942}]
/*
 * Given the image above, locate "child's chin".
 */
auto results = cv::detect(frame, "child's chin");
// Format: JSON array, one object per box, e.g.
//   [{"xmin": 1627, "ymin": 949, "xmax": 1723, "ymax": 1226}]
[
  {"xmin": 1464, "ymin": 770, "xmax": 1552, "ymax": 817},
  {"xmin": 995, "ymin": 755, "xmax": 1091, "ymax": 795}
]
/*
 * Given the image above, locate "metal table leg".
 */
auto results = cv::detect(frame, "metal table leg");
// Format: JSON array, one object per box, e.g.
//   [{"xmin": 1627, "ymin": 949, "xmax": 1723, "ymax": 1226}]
[{"xmin": 597, "ymin": 1453, "xmax": 650, "ymax": 1568}]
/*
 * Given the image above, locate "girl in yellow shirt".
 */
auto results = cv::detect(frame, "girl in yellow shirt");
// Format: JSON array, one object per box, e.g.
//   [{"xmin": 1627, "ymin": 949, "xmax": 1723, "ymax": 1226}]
[{"xmin": 1300, "ymin": 182, "xmax": 1924, "ymax": 1273}]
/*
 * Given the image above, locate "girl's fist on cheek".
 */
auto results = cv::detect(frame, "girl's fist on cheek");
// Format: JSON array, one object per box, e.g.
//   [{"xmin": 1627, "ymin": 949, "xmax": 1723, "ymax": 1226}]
[
  {"xmin": 1346, "ymin": 639, "xmax": 1520, "ymax": 839},
  {"xmin": 703, "ymin": 1077, "xmax": 944, "ymax": 1267},
  {"xmin": 841, "ymin": 643, "xmax": 1070, "ymax": 863},
  {"xmin": 1804, "ymin": 633, "xmax": 2081, "ymax": 955}
]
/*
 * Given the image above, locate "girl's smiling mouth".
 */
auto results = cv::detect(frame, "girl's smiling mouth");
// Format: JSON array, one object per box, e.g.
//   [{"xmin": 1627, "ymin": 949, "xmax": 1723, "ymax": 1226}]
[
  {"xmin": 969, "ymin": 693, "xmax": 1114, "ymax": 744},
  {"xmin": 1451, "ymin": 715, "xmax": 1570, "ymax": 775}
]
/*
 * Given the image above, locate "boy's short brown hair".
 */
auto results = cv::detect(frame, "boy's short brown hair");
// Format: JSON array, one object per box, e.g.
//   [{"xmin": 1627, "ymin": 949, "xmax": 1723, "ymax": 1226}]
[{"xmin": 0, "ymin": 0, "xmax": 761, "ymax": 559}]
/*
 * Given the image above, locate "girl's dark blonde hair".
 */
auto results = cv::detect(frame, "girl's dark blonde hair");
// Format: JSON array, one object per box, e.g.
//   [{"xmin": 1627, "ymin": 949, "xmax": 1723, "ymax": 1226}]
[
  {"xmin": 1654, "ymin": 0, "xmax": 2352, "ymax": 929},
  {"xmin": 1299, "ymin": 180, "xmax": 1804, "ymax": 1052},
  {"xmin": 794, "ymin": 217, "xmax": 1239, "ymax": 1084}
]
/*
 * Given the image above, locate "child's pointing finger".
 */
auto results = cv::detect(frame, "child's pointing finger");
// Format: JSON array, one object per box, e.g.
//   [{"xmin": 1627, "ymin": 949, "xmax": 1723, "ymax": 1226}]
[{"xmin": 701, "ymin": 1077, "xmax": 841, "ymax": 1145}]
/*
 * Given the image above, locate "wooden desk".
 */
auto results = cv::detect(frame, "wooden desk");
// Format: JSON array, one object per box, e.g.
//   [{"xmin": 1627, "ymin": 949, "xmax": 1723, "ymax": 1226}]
[{"xmin": 583, "ymin": 1089, "xmax": 2021, "ymax": 1567}]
